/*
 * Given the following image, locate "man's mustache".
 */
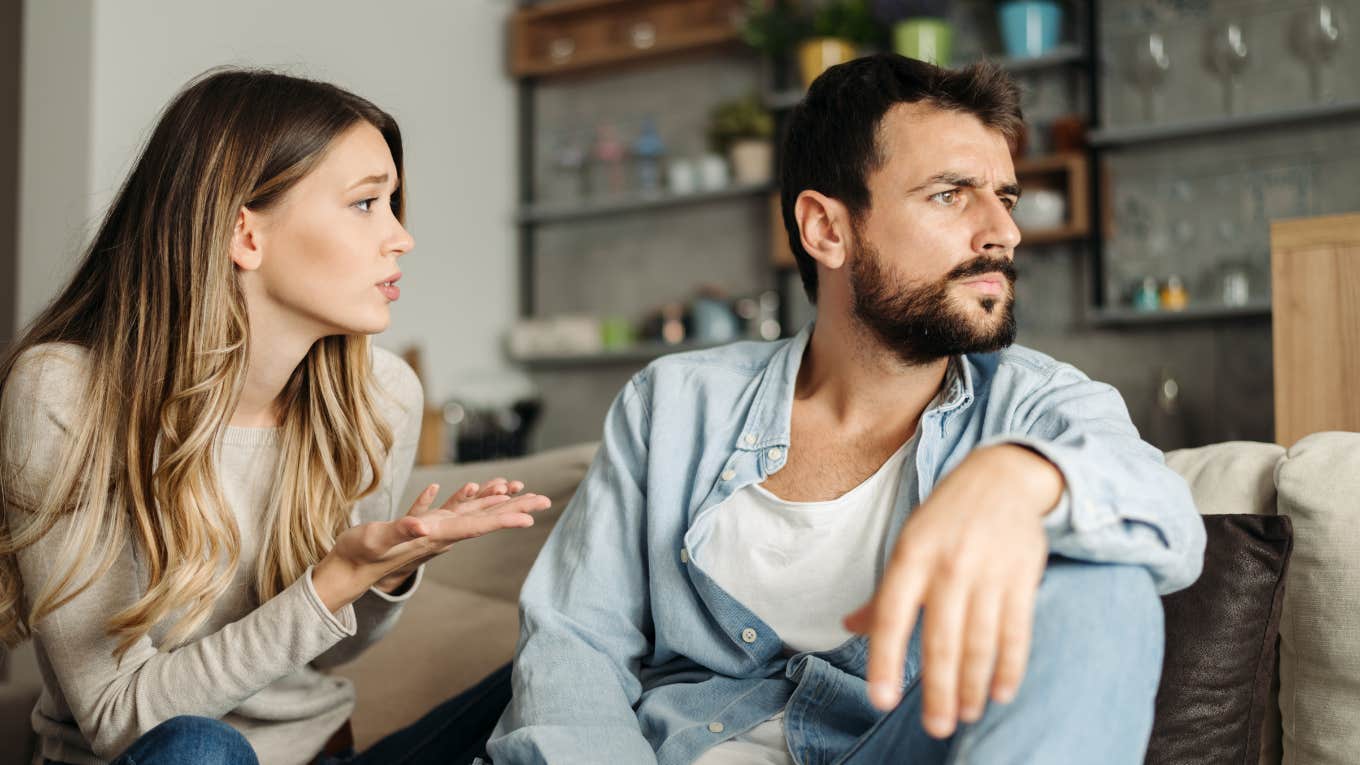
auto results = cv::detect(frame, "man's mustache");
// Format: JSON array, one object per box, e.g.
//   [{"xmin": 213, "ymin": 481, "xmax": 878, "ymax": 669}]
[{"xmin": 948, "ymin": 256, "xmax": 1017, "ymax": 283}]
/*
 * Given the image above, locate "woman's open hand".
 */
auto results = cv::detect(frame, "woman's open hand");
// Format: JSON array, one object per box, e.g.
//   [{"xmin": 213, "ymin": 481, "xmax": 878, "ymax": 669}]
[{"xmin": 313, "ymin": 478, "xmax": 550, "ymax": 611}]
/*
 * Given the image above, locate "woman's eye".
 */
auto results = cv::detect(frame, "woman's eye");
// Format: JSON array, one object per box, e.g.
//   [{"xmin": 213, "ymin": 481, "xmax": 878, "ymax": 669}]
[{"xmin": 353, "ymin": 197, "xmax": 377, "ymax": 213}]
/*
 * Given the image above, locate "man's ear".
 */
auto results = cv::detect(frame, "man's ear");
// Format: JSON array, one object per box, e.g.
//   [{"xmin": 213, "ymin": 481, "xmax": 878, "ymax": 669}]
[
  {"xmin": 794, "ymin": 190, "xmax": 852, "ymax": 272},
  {"xmin": 229, "ymin": 207, "xmax": 264, "ymax": 272}
]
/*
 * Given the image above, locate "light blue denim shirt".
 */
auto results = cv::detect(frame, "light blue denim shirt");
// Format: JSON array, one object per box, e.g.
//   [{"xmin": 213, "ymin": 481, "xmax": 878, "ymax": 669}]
[{"xmin": 486, "ymin": 323, "xmax": 1205, "ymax": 765}]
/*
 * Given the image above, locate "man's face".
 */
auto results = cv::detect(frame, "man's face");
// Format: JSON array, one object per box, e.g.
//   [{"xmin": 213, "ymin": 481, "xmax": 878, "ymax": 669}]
[{"xmin": 847, "ymin": 103, "xmax": 1023, "ymax": 366}]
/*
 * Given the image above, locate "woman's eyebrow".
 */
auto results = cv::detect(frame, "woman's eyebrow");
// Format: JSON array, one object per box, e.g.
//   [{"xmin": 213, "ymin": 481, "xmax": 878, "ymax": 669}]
[{"xmin": 347, "ymin": 173, "xmax": 399, "ymax": 191}]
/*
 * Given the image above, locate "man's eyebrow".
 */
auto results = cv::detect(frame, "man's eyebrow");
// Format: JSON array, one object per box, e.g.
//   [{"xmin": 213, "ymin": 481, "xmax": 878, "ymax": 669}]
[
  {"xmin": 907, "ymin": 172, "xmax": 1021, "ymax": 198},
  {"xmin": 347, "ymin": 173, "xmax": 399, "ymax": 191}
]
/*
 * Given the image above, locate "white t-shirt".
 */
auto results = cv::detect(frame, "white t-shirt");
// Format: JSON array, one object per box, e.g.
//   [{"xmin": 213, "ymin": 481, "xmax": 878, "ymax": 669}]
[{"xmin": 690, "ymin": 431, "xmax": 919, "ymax": 764}]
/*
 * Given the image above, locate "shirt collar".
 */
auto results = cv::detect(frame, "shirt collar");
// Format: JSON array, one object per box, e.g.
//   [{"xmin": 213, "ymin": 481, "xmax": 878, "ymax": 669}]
[{"xmin": 737, "ymin": 321, "xmax": 977, "ymax": 452}]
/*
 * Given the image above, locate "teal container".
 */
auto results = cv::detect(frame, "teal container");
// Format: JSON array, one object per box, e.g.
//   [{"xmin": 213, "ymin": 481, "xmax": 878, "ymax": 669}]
[
  {"xmin": 998, "ymin": 0, "xmax": 1063, "ymax": 59},
  {"xmin": 893, "ymin": 18, "xmax": 953, "ymax": 67}
]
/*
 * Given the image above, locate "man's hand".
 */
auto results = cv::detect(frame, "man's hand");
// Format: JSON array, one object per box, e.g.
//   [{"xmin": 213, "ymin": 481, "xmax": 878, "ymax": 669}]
[
  {"xmin": 315, "ymin": 477, "xmax": 549, "ymax": 611},
  {"xmin": 843, "ymin": 444, "xmax": 1063, "ymax": 739}
]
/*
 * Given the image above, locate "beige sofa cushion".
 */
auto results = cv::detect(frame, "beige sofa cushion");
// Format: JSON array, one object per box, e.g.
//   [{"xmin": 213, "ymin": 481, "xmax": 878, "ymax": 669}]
[
  {"xmin": 1165, "ymin": 441, "xmax": 1284, "ymax": 517},
  {"xmin": 400, "ymin": 442, "xmax": 598, "ymax": 603},
  {"xmin": 333, "ymin": 443, "xmax": 598, "ymax": 747},
  {"xmin": 1274, "ymin": 431, "xmax": 1360, "ymax": 764},
  {"xmin": 333, "ymin": 579, "xmax": 521, "ymax": 749}
]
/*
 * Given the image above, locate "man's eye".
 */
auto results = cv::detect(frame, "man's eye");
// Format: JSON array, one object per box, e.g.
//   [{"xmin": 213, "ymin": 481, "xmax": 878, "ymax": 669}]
[
  {"xmin": 353, "ymin": 198, "xmax": 377, "ymax": 212},
  {"xmin": 931, "ymin": 190, "xmax": 959, "ymax": 205}
]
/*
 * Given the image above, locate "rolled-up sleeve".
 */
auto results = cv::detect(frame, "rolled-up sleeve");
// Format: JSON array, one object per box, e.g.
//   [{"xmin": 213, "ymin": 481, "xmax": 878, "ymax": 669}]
[{"xmin": 983, "ymin": 365, "xmax": 1206, "ymax": 594}]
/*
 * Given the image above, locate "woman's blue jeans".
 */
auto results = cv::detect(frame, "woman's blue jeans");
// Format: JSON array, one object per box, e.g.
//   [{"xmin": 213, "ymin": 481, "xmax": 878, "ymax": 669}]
[{"xmin": 45, "ymin": 663, "xmax": 512, "ymax": 765}]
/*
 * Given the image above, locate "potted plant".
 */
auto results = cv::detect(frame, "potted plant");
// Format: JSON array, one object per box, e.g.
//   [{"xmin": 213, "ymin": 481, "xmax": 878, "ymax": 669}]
[
  {"xmin": 708, "ymin": 95, "xmax": 776, "ymax": 185},
  {"xmin": 739, "ymin": 0, "xmax": 809, "ymax": 62},
  {"xmin": 873, "ymin": 0, "xmax": 953, "ymax": 66},
  {"xmin": 799, "ymin": 0, "xmax": 882, "ymax": 86}
]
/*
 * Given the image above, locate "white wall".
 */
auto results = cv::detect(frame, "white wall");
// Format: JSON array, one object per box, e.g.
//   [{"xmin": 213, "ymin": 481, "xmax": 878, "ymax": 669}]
[{"xmin": 19, "ymin": 0, "xmax": 519, "ymax": 401}]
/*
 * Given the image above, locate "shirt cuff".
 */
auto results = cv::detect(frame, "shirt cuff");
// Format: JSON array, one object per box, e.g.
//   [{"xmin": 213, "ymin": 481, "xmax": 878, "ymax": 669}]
[
  {"xmin": 980, "ymin": 434, "xmax": 1120, "ymax": 536},
  {"xmin": 368, "ymin": 564, "xmax": 424, "ymax": 603},
  {"xmin": 303, "ymin": 564, "xmax": 358, "ymax": 637}
]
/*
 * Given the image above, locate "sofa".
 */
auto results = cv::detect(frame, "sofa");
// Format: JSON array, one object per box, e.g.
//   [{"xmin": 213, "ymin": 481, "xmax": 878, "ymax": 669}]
[{"xmin": 2, "ymin": 433, "xmax": 1356, "ymax": 764}]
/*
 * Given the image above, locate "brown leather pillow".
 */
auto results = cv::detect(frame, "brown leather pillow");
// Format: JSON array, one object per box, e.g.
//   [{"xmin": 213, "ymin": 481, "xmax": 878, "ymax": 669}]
[{"xmin": 1146, "ymin": 514, "xmax": 1293, "ymax": 764}]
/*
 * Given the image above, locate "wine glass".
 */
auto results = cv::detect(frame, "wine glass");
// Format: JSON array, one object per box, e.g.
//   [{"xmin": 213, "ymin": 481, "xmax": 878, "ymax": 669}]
[
  {"xmin": 1127, "ymin": 31, "xmax": 1172, "ymax": 123},
  {"xmin": 1290, "ymin": 3, "xmax": 1345, "ymax": 103},
  {"xmin": 1203, "ymin": 20, "xmax": 1250, "ymax": 115}
]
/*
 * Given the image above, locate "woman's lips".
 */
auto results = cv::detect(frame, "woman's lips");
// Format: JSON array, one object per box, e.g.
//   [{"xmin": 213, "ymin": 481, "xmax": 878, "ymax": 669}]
[{"xmin": 378, "ymin": 284, "xmax": 401, "ymax": 301}]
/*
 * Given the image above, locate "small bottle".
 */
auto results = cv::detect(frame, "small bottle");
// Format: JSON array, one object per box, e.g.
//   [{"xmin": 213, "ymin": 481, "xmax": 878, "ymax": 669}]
[
  {"xmin": 632, "ymin": 117, "xmax": 665, "ymax": 195},
  {"xmin": 1160, "ymin": 274, "xmax": 1189, "ymax": 311},
  {"xmin": 591, "ymin": 122, "xmax": 626, "ymax": 196},
  {"xmin": 1133, "ymin": 277, "xmax": 1160, "ymax": 311}
]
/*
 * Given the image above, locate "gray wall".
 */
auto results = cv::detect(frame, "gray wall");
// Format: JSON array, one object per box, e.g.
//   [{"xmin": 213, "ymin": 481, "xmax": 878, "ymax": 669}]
[
  {"xmin": 519, "ymin": 0, "xmax": 1355, "ymax": 453},
  {"xmin": 0, "ymin": 0, "xmax": 18, "ymax": 350},
  {"xmin": 18, "ymin": 0, "xmax": 520, "ymax": 404}
]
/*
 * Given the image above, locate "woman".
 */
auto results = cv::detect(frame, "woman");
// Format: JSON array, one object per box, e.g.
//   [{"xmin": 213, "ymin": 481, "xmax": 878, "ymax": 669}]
[{"xmin": 0, "ymin": 68, "xmax": 546, "ymax": 765}]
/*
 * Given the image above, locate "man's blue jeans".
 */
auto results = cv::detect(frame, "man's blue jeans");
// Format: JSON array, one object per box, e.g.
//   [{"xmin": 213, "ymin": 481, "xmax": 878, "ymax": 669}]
[{"xmin": 836, "ymin": 559, "xmax": 1165, "ymax": 764}]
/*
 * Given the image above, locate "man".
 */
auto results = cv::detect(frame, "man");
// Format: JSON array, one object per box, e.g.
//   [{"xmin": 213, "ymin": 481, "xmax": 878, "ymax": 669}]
[{"xmin": 487, "ymin": 55, "xmax": 1205, "ymax": 764}]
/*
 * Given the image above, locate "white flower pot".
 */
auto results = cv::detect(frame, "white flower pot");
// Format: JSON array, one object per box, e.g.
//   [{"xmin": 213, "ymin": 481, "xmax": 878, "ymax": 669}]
[{"xmin": 728, "ymin": 140, "xmax": 773, "ymax": 185}]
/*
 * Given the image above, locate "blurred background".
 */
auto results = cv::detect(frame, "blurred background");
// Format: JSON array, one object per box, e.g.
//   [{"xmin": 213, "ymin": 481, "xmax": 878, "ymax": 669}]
[{"xmin": 2, "ymin": 0, "xmax": 1357, "ymax": 464}]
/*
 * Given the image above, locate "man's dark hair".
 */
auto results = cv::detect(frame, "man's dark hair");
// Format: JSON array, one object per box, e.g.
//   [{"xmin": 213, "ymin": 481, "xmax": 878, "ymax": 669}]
[{"xmin": 779, "ymin": 54, "xmax": 1024, "ymax": 303}]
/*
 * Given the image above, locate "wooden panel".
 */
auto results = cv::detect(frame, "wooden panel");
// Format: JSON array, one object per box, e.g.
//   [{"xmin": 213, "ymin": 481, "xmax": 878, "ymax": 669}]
[
  {"xmin": 1270, "ymin": 212, "xmax": 1360, "ymax": 447},
  {"xmin": 1014, "ymin": 152, "xmax": 1089, "ymax": 245},
  {"xmin": 508, "ymin": 0, "xmax": 743, "ymax": 79}
]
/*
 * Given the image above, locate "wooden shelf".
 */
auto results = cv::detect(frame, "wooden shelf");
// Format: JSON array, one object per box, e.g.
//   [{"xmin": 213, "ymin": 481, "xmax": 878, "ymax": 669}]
[
  {"xmin": 1089, "ymin": 99, "xmax": 1360, "ymax": 148},
  {"xmin": 519, "ymin": 180, "xmax": 774, "ymax": 224},
  {"xmin": 763, "ymin": 43, "xmax": 1085, "ymax": 111},
  {"xmin": 1088, "ymin": 301, "xmax": 1271, "ymax": 327},
  {"xmin": 509, "ymin": 0, "xmax": 744, "ymax": 79},
  {"xmin": 512, "ymin": 340, "xmax": 730, "ymax": 368},
  {"xmin": 1014, "ymin": 152, "xmax": 1090, "ymax": 243}
]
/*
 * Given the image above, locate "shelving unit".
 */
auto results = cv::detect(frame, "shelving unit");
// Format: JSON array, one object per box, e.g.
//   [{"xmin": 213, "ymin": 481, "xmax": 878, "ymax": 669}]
[
  {"xmin": 511, "ymin": 339, "xmax": 730, "ymax": 368},
  {"xmin": 1088, "ymin": 301, "xmax": 1272, "ymax": 327},
  {"xmin": 1088, "ymin": 98, "xmax": 1360, "ymax": 149},
  {"xmin": 518, "ymin": 180, "xmax": 774, "ymax": 224}
]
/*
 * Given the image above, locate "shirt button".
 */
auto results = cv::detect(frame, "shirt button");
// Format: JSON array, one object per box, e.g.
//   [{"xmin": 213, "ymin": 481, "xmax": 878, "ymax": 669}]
[
  {"xmin": 720, "ymin": 469, "xmax": 736, "ymax": 481},
  {"xmin": 743, "ymin": 434, "xmax": 757, "ymax": 446},
  {"xmin": 680, "ymin": 547, "xmax": 690, "ymax": 563},
  {"xmin": 767, "ymin": 448, "xmax": 783, "ymax": 462},
  {"xmin": 741, "ymin": 627, "xmax": 758, "ymax": 644},
  {"xmin": 708, "ymin": 721, "xmax": 725, "ymax": 734}
]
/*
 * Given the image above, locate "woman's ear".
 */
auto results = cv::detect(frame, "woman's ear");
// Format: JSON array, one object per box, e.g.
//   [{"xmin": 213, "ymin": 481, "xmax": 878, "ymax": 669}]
[
  {"xmin": 229, "ymin": 207, "xmax": 263, "ymax": 272},
  {"xmin": 795, "ymin": 190, "xmax": 851, "ymax": 272}
]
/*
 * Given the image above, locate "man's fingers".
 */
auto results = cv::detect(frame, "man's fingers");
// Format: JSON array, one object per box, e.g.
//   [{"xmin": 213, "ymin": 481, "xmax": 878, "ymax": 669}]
[
  {"xmin": 920, "ymin": 575, "xmax": 968, "ymax": 739},
  {"xmin": 956, "ymin": 584, "xmax": 1003, "ymax": 724},
  {"xmin": 865, "ymin": 560, "xmax": 928, "ymax": 711},
  {"xmin": 991, "ymin": 586, "xmax": 1037, "ymax": 704},
  {"xmin": 843, "ymin": 601, "xmax": 873, "ymax": 634}
]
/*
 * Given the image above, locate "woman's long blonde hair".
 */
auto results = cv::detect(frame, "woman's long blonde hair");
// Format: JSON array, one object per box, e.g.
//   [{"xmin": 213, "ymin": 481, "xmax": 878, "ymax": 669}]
[{"xmin": 0, "ymin": 69, "xmax": 404, "ymax": 657}]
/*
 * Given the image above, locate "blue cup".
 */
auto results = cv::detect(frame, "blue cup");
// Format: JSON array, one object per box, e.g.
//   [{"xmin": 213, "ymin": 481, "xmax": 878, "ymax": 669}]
[{"xmin": 998, "ymin": 0, "xmax": 1063, "ymax": 59}]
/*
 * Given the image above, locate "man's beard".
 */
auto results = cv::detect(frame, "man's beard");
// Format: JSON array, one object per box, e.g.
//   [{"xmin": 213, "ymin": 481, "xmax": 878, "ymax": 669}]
[{"xmin": 849, "ymin": 241, "xmax": 1018, "ymax": 367}]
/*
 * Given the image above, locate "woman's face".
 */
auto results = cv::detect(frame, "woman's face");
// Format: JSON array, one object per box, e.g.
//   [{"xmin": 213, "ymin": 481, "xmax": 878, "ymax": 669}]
[{"xmin": 239, "ymin": 121, "xmax": 414, "ymax": 339}]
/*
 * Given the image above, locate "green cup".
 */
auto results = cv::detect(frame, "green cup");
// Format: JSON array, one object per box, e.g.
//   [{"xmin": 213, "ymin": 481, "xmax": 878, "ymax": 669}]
[
  {"xmin": 894, "ymin": 18, "xmax": 953, "ymax": 67},
  {"xmin": 600, "ymin": 316, "xmax": 635, "ymax": 350}
]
